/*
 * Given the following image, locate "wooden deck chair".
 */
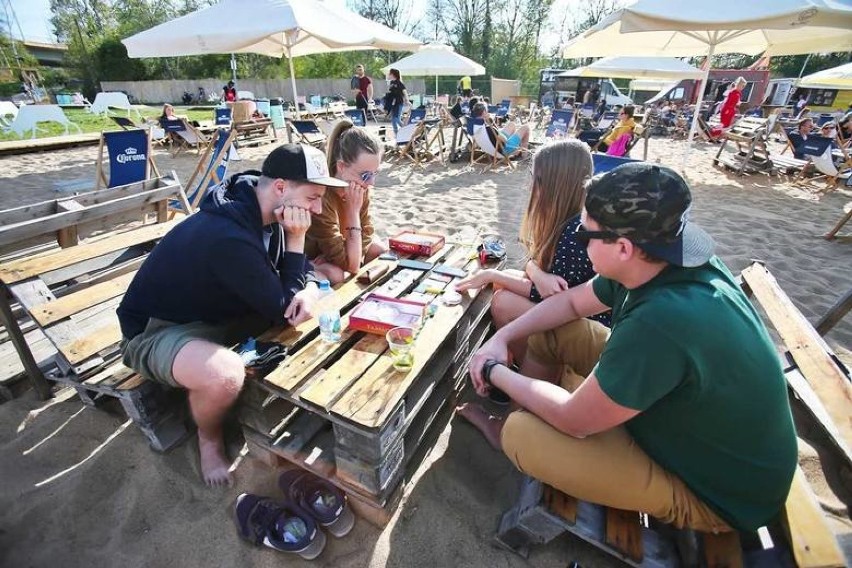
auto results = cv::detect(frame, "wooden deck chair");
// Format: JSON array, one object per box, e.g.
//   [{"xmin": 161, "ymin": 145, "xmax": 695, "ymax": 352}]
[
  {"xmin": 289, "ymin": 119, "xmax": 327, "ymax": 148},
  {"xmin": 160, "ymin": 117, "xmax": 208, "ymax": 156},
  {"xmin": 178, "ymin": 128, "xmax": 237, "ymax": 212},
  {"xmin": 596, "ymin": 110, "xmax": 618, "ymax": 130},
  {"xmin": 408, "ymin": 108, "xmax": 427, "ymax": 125},
  {"xmin": 111, "ymin": 116, "xmax": 140, "ymax": 130},
  {"xmin": 592, "ymin": 153, "xmax": 640, "ymax": 174},
  {"xmin": 214, "ymin": 107, "xmax": 232, "ymax": 127},
  {"xmin": 344, "ymin": 109, "xmax": 367, "ymax": 126},
  {"xmin": 785, "ymin": 133, "xmax": 849, "ymax": 192},
  {"xmin": 712, "ymin": 117, "xmax": 772, "ymax": 176},
  {"xmin": 394, "ymin": 121, "xmax": 430, "ymax": 168},
  {"xmin": 94, "ymin": 128, "xmax": 160, "ymax": 191},
  {"xmin": 471, "ymin": 120, "xmax": 514, "ymax": 172},
  {"xmin": 824, "ymin": 195, "xmax": 852, "ymax": 240}
]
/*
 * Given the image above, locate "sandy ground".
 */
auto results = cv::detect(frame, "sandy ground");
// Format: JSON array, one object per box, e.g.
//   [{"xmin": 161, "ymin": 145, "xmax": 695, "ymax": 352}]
[{"xmin": 0, "ymin": 128, "xmax": 850, "ymax": 567}]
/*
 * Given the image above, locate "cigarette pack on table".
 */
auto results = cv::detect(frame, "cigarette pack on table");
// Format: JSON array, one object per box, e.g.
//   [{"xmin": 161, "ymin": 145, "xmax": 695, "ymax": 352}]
[
  {"xmin": 348, "ymin": 294, "xmax": 428, "ymax": 335},
  {"xmin": 388, "ymin": 231, "xmax": 445, "ymax": 256}
]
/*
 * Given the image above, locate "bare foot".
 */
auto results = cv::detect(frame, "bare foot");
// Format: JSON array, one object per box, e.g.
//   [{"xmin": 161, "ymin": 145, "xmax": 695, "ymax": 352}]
[
  {"xmin": 456, "ymin": 402, "xmax": 504, "ymax": 451},
  {"xmin": 198, "ymin": 432, "xmax": 233, "ymax": 487}
]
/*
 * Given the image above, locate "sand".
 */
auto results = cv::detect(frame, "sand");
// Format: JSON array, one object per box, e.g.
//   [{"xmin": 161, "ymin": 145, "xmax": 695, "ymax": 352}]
[{"xmin": 1, "ymin": 130, "xmax": 850, "ymax": 568}]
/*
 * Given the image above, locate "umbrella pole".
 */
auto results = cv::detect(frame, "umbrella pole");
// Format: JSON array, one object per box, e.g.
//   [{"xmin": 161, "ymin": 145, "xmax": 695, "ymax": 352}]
[
  {"xmin": 435, "ymin": 75, "xmax": 438, "ymax": 97},
  {"xmin": 287, "ymin": 47, "xmax": 301, "ymax": 119},
  {"xmin": 682, "ymin": 36, "xmax": 716, "ymax": 171}
]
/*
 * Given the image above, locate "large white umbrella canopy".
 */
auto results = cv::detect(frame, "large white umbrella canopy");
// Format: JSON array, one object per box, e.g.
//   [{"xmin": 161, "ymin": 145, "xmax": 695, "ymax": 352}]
[
  {"xmin": 798, "ymin": 61, "xmax": 852, "ymax": 89},
  {"xmin": 382, "ymin": 43, "xmax": 486, "ymax": 96},
  {"xmin": 561, "ymin": 0, "xmax": 852, "ymax": 146},
  {"xmin": 558, "ymin": 56, "xmax": 704, "ymax": 80},
  {"xmin": 122, "ymin": 0, "xmax": 422, "ymax": 114}
]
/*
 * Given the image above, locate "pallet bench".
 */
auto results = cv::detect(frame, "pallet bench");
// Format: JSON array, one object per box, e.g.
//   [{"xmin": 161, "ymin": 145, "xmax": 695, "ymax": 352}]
[
  {"xmin": 231, "ymin": 118, "xmax": 276, "ymax": 148},
  {"xmin": 0, "ymin": 175, "xmax": 193, "ymax": 450},
  {"xmin": 240, "ymin": 241, "xmax": 503, "ymax": 526},
  {"xmin": 496, "ymin": 261, "xmax": 851, "ymax": 567}
]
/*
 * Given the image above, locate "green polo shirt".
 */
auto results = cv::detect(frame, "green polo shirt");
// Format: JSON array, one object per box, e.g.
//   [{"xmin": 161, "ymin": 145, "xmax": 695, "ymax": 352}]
[{"xmin": 592, "ymin": 257, "xmax": 796, "ymax": 531}]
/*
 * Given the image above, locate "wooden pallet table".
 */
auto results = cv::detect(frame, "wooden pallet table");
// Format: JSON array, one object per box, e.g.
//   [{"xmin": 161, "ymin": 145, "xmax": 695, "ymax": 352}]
[
  {"xmin": 713, "ymin": 117, "xmax": 772, "ymax": 176},
  {"xmin": 240, "ymin": 242, "xmax": 503, "ymax": 526}
]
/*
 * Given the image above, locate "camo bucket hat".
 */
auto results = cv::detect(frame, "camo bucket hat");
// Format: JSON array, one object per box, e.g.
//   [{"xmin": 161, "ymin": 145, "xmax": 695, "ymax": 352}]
[{"xmin": 584, "ymin": 163, "xmax": 714, "ymax": 268}]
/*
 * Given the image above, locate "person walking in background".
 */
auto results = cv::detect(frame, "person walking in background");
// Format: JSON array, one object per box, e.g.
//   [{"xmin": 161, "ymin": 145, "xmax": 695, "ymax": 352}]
[
  {"xmin": 351, "ymin": 64, "xmax": 373, "ymax": 112},
  {"xmin": 720, "ymin": 77, "xmax": 747, "ymax": 128},
  {"xmin": 386, "ymin": 68, "xmax": 408, "ymax": 136},
  {"xmin": 222, "ymin": 80, "xmax": 237, "ymax": 103},
  {"xmin": 458, "ymin": 75, "xmax": 472, "ymax": 98}
]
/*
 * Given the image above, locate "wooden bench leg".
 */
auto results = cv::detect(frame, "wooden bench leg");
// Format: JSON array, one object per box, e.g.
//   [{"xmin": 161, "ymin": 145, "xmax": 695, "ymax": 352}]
[
  {"xmin": 117, "ymin": 382, "xmax": 191, "ymax": 452},
  {"xmin": 494, "ymin": 477, "xmax": 569, "ymax": 557},
  {"xmin": 0, "ymin": 285, "xmax": 53, "ymax": 399}
]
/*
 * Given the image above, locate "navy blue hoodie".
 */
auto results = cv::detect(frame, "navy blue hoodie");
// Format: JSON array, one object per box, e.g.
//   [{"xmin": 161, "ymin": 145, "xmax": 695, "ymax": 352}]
[{"xmin": 117, "ymin": 171, "xmax": 313, "ymax": 339}]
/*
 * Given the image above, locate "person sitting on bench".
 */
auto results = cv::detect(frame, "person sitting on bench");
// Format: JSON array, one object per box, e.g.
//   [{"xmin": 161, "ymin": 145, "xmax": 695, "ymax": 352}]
[
  {"xmin": 471, "ymin": 102, "xmax": 530, "ymax": 156},
  {"xmin": 306, "ymin": 120, "xmax": 388, "ymax": 284},
  {"xmin": 460, "ymin": 163, "xmax": 797, "ymax": 533},
  {"xmin": 117, "ymin": 144, "xmax": 347, "ymax": 487}
]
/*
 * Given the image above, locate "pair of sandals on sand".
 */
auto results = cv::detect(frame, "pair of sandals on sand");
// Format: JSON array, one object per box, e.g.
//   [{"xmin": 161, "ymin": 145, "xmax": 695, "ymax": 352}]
[{"xmin": 235, "ymin": 470, "xmax": 355, "ymax": 559}]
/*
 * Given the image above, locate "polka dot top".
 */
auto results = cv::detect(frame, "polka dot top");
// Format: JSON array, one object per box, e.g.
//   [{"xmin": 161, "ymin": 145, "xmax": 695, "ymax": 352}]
[{"xmin": 528, "ymin": 214, "xmax": 612, "ymax": 327}]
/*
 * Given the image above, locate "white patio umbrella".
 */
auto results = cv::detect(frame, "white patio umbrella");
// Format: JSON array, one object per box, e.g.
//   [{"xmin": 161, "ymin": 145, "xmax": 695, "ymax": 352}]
[
  {"xmin": 382, "ymin": 43, "xmax": 486, "ymax": 96},
  {"xmin": 561, "ymin": 0, "xmax": 852, "ymax": 145},
  {"xmin": 798, "ymin": 62, "xmax": 852, "ymax": 90},
  {"xmin": 122, "ymin": 0, "xmax": 422, "ymax": 116},
  {"xmin": 558, "ymin": 56, "xmax": 704, "ymax": 81}
]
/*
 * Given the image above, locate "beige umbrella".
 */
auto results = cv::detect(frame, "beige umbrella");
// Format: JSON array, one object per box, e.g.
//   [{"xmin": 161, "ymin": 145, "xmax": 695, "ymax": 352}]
[{"xmin": 562, "ymin": 1, "xmax": 852, "ymax": 144}]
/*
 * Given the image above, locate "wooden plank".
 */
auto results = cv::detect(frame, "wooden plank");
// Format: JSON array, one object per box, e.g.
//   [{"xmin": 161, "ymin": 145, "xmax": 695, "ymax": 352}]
[
  {"xmin": 299, "ymin": 334, "xmax": 387, "ymax": 410},
  {"xmin": 31, "ymin": 271, "xmax": 136, "ymax": 326},
  {"xmin": 58, "ymin": 319, "xmax": 121, "ymax": 365},
  {"xmin": 0, "ymin": 286, "xmax": 53, "ymax": 398},
  {"xmin": 741, "ymin": 263, "xmax": 852, "ymax": 459},
  {"xmin": 0, "ymin": 219, "xmax": 180, "ymax": 284},
  {"xmin": 605, "ymin": 508, "xmax": 644, "ymax": 564},
  {"xmin": 543, "ymin": 485, "xmax": 577, "ymax": 524},
  {"xmin": 782, "ymin": 467, "xmax": 845, "ymax": 568},
  {"xmin": 702, "ymin": 531, "xmax": 743, "ymax": 568}
]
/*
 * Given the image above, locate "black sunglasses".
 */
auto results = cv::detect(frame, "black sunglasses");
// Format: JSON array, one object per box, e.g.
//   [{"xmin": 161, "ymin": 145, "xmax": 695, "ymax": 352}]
[{"xmin": 574, "ymin": 223, "xmax": 620, "ymax": 244}]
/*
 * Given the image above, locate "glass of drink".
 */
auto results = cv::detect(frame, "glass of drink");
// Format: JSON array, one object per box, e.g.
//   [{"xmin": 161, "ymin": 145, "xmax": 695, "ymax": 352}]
[
  {"xmin": 318, "ymin": 309, "xmax": 342, "ymax": 343},
  {"xmin": 386, "ymin": 326, "xmax": 416, "ymax": 372}
]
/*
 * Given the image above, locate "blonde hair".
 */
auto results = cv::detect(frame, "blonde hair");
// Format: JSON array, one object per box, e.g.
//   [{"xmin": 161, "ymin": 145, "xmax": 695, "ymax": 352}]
[
  {"xmin": 326, "ymin": 120, "xmax": 382, "ymax": 175},
  {"xmin": 519, "ymin": 139, "xmax": 592, "ymax": 270},
  {"xmin": 735, "ymin": 76, "xmax": 747, "ymax": 87}
]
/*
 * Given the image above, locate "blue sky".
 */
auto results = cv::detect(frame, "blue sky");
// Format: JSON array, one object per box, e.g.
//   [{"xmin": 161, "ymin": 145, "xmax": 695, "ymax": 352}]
[{"xmin": 8, "ymin": 0, "xmax": 54, "ymax": 42}]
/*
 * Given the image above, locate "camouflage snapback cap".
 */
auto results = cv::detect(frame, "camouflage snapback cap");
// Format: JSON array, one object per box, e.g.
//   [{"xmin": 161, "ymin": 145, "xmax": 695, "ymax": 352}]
[{"xmin": 584, "ymin": 163, "xmax": 714, "ymax": 268}]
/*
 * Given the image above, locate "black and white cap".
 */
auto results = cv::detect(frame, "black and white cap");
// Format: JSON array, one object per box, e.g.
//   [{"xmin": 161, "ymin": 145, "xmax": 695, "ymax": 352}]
[{"xmin": 261, "ymin": 143, "xmax": 348, "ymax": 188}]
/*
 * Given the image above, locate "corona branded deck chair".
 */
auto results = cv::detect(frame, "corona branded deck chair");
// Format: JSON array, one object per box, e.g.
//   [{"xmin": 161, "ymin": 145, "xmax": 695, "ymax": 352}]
[
  {"xmin": 94, "ymin": 128, "xmax": 160, "ymax": 191},
  {"xmin": 177, "ymin": 128, "xmax": 237, "ymax": 212},
  {"xmin": 344, "ymin": 109, "xmax": 367, "ymax": 126}
]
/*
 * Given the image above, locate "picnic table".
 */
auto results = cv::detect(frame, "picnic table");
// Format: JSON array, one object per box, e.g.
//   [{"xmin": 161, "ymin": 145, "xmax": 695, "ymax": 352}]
[
  {"xmin": 240, "ymin": 240, "xmax": 503, "ymax": 525},
  {"xmin": 4, "ymin": 104, "xmax": 82, "ymax": 139},
  {"xmin": 89, "ymin": 92, "xmax": 141, "ymax": 118}
]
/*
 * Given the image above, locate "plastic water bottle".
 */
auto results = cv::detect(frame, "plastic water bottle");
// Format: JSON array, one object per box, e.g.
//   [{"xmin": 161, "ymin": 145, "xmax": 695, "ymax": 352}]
[{"xmin": 317, "ymin": 280, "xmax": 341, "ymax": 343}]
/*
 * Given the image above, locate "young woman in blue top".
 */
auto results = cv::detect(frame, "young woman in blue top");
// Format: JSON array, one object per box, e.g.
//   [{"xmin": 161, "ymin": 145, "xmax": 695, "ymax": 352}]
[{"xmin": 457, "ymin": 138, "xmax": 609, "ymax": 362}]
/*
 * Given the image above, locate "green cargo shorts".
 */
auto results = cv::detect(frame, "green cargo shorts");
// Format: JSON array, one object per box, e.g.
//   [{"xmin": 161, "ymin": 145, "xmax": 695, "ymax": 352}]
[{"xmin": 120, "ymin": 316, "xmax": 267, "ymax": 388}]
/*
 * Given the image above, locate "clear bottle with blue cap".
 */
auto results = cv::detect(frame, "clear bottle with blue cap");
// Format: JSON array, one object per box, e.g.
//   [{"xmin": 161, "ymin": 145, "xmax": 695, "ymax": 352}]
[{"xmin": 317, "ymin": 280, "xmax": 341, "ymax": 343}]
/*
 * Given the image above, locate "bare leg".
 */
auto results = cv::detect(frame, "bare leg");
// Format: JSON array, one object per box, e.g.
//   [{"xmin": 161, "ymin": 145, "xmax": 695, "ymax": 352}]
[
  {"xmin": 501, "ymin": 121, "xmax": 517, "ymax": 136},
  {"xmin": 490, "ymin": 287, "xmax": 537, "ymax": 363},
  {"xmin": 172, "ymin": 340, "xmax": 245, "ymax": 487},
  {"xmin": 456, "ymin": 403, "xmax": 504, "ymax": 450},
  {"xmin": 364, "ymin": 240, "xmax": 387, "ymax": 263},
  {"xmin": 312, "ymin": 260, "xmax": 347, "ymax": 284},
  {"xmin": 518, "ymin": 124, "xmax": 531, "ymax": 150}
]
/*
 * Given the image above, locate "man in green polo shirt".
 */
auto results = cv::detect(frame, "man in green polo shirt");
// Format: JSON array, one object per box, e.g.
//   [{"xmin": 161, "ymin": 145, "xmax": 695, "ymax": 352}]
[{"xmin": 460, "ymin": 163, "xmax": 796, "ymax": 532}]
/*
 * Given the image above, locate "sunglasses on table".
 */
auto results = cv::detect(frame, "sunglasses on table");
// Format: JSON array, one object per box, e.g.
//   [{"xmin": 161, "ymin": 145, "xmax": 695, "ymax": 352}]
[{"xmin": 574, "ymin": 223, "xmax": 621, "ymax": 244}]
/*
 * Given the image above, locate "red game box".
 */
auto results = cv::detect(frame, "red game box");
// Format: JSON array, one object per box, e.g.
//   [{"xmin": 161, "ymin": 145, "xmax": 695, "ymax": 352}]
[
  {"xmin": 388, "ymin": 231, "xmax": 445, "ymax": 257},
  {"xmin": 348, "ymin": 294, "xmax": 428, "ymax": 335}
]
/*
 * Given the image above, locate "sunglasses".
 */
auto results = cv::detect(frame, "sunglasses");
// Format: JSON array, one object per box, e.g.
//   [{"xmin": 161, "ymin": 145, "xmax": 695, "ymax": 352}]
[
  {"xmin": 359, "ymin": 170, "xmax": 379, "ymax": 183},
  {"xmin": 574, "ymin": 223, "xmax": 620, "ymax": 244}
]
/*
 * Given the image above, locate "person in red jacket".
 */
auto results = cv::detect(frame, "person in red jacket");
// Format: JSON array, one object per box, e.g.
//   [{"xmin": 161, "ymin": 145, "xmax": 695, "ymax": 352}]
[{"xmin": 720, "ymin": 77, "xmax": 746, "ymax": 128}]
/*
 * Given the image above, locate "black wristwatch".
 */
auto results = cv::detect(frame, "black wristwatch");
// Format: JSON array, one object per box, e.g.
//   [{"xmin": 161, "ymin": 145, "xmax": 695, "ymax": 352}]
[{"xmin": 481, "ymin": 359, "xmax": 504, "ymax": 386}]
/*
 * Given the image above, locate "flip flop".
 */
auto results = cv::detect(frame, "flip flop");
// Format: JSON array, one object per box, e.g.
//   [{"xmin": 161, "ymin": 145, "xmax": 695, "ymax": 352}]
[{"xmin": 278, "ymin": 470, "xmax": 355, "ymax": 537}]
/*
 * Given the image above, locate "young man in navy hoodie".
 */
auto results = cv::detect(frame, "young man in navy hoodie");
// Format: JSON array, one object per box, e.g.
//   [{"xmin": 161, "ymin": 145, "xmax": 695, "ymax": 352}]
[{"xmin": 118, "ymin": 144, "xmax": 347, "ymax": 486}]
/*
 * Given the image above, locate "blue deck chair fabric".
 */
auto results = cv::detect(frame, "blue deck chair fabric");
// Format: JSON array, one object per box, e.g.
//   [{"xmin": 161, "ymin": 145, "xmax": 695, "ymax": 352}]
[
  {"xmin": 744, "ymin": 109, "xmax": 762, "ymax": 117},
  {"xmin": 103, "ymin": 129, "xmax": 150, "ymax": 188},
  {"xmin": 499, "ymin": 99, "xmax": 511, "ymax": 110},
  {"xmin": 111, "ymin": 116, "xmax": 138, "ymax": 130},
  {"xmin": 592, "ymin": 153, "xmax": 639, "ymax": 174},
  {"xmin": 461, "ymin": 103, "xmax": 470, "ymax": 115},
  {"xmin": 344, "ymin": 109, "xmax": 366, "ymax": 126},
  {"xmin": 577, "ymin": 128, "xmax": 605, "ymax": 146},
  {"xmin": 408, "ymin": 108, "xmax": 426, "ymax": 125},
  {"xmin": 487, "ymin": 105, "xmax": 499, "ymax": 115},
  {"xmin": 160, "ymin": 117, "xmax": 185, "ymax": 133},
  {"xmin": 816, "ymin": 114, "xmax": 834, "ymax": 127},
  {"xmin": 788, "ymin": 133, "xmax": 833, "ymax": 160},
  {"xmin": 177, "ymin": 130, "xmax": 233, "ymax": 211},
  {"xmin": 545, "ymin": 109, "xmax": 574, "ymax": 138},
  {"xmin": 215, "ymin": 107, "xmax": 232, "ymax": 126}
]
